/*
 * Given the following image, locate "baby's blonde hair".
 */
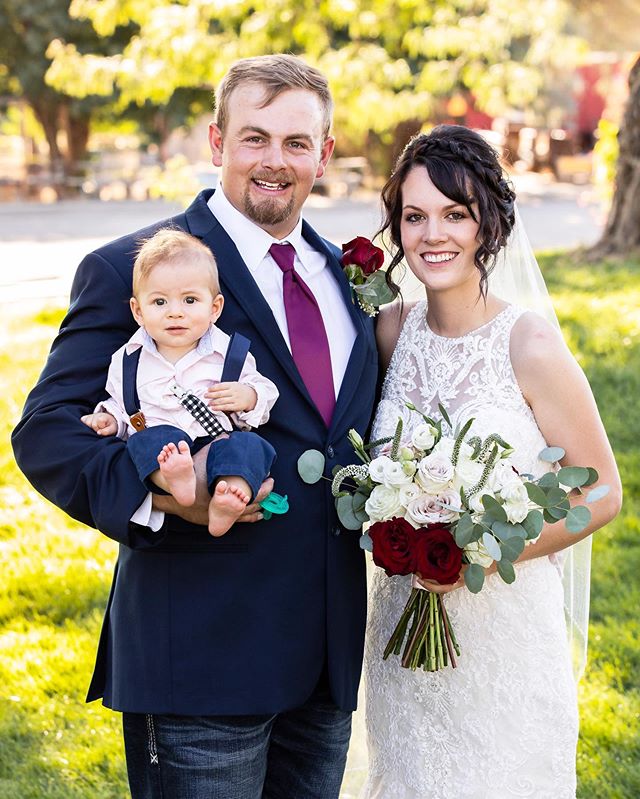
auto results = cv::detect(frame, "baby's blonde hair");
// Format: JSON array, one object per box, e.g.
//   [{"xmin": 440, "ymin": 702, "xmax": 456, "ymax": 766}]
[{"xmin": 132, "ymin": 228, "xmax": 220, "ymax": 297}]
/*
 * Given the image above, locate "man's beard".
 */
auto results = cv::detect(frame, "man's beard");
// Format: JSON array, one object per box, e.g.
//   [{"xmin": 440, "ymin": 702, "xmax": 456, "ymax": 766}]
[{"xmin": 242, "ymin": 187, "xmax": 296, "ymax": 229}]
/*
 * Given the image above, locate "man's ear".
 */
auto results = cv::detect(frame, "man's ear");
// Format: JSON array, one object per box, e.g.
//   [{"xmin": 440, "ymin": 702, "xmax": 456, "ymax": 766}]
[
  {"xmin": 209, "ymin": 123, "xmax": 224, "ymax": 168},
  {"xmin": 316, "ymin": 136, "xmax": 336, "ymax": 179},
  {"xmin": 130, "ymin": 297, "xmax": 144, "ymax": 327}
]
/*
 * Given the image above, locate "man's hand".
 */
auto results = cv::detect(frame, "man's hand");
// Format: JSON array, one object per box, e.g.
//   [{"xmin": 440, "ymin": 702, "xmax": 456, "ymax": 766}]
[
  {"xmin": 151, "ymin": 442, "xmax": 274, "ymax": 526},
  {"xmin": 81, "ymin": 411, "xmax": 118, "ymax": 436},
  {"xmin": 205, "ymin": 382, "xmax": 257, "ymax": 413}
]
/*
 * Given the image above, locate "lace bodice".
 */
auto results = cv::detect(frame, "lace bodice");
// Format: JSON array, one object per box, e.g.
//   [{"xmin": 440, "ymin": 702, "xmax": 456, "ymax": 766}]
[
  {"xmin": 363, "ymin": 301, "xmax": 578, "ymax": 799},
  {"xmin": 373, "ymin": 301, "xmax": 548, "ymax": 479}
]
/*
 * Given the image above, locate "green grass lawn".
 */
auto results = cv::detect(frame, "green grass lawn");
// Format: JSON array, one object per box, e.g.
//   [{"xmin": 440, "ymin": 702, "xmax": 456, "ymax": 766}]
[{"xmin": 1, "ymin": 252, "xmax": 639, "ymax": 799}]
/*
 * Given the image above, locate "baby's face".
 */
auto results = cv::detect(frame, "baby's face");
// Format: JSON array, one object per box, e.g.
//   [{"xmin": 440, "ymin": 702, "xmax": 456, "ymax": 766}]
[{"xmin": 130, "ymin": 259, "xmax": 223, "ymax": 362}]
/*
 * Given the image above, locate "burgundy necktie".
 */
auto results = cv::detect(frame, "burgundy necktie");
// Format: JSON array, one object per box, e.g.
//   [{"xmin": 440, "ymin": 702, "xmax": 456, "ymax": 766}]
[{"xmin": 269, "ymin": 243, "xmax": 335, "ymax": 427}]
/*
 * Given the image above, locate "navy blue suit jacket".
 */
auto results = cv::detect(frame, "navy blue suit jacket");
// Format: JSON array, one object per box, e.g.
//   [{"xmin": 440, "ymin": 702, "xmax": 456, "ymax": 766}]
[{"xmin": 12, "ymin": 190, "xmax": 378, "ymax": 714}]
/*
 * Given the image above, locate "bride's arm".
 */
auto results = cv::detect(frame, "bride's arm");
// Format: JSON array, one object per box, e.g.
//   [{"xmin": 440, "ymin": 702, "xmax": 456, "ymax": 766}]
[{"xmin": 509, "ymin": 311, "xmax": 622, "ymax": 561}]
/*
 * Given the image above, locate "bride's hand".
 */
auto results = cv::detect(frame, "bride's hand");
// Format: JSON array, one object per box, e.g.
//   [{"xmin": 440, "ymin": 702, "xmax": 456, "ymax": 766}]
[
  {"xmin": 414, "ymin": 574, "xmax": 465, "ymax": 594},
  {"xmin": 415, "ymin": 561, "xmax": 497, "ymax": 594}
]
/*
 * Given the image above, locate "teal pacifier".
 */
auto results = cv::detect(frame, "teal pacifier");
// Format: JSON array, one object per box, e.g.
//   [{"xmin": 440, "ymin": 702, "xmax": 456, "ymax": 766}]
[{"xmin": 259, "ymin": 492, "xmax": 289, "ymax": 520}]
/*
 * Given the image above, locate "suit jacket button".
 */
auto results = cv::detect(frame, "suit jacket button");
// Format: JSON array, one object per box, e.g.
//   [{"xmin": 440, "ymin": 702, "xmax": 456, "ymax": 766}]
[
  {"xmin": 333, "ymin": 526, "xmax": 341, "ymax": 537},
  {"xmin": 327, "ymin": 445, "xmax": 335, "ymax": 458}
]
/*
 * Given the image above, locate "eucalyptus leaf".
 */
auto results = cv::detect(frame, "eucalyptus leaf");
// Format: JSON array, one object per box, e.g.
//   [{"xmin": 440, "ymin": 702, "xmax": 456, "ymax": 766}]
[
  {"xmin": 297, "ymin": 449, "xmax": 325, "ymax": 484},
  {"xmin": 584, "ymin": 467, "xmax": 599, "ymax": 487},
  {"xmin": 472, "ymin": 523, "xmax": 486, "ymax": 542},
  {"xmin": 565, "ymin": 505, "xmax": 592, "ymax": 533},
  {"xmin": 482, "ymin": 532, "xmax": 502, "ymax": 561},
  {"xmin": 352, "ymin": 490, "xmax": 370, "ymax": 523},
  {"xmin": 497, "ymin": 558, "xmax": 516, "ymax": 584},
  {"xmin": 492, "ymin": 521, "xmax": 518, "ymax": 541},
  {"xmin": 546, "ymin": 487, "xmax": 570, "ymax": 507},
  {"xmin": 525, "ymin": 482, "xmax": 549, "ymax": 507},
  {"xmin": 481, "ymin": 494, "xmax": 508, "ymax": 523},
  {"xmin": 464, "ymin": 563, "xmax": 485, "ymax": 594},
  {"xmin": 359, "ymin": 533, "xmax": 373, "ymax": 552},
  {"xmin": 500, "ymin": 536, "xmax": 526, "ymax": 562},
  {"xmin": 586, "ymin": 484, "xmax": 610, "ymax": 503},
  {"xmin": 538, "ymin": 472, "xmax": 559, "ymax": 489},
  {"xmin": 522, "ymin": 510, "xmax": 544, "ymax": 540},
  {"xmin": 557, "ymin": 466, "xmax": 590, "ymax": 488},
  {"xmin": 545, "ymin": 505, "xmax": 569, "ymax": 521},
  {"xmin": 538, "ymin": 446, "xmax": 565, "ymax": 463},
  {"xmin": 336, "ymin": 494, "xmax": 363, "ymax": 530},
  {"xmin": 454, "ymin": 513, "xmax": 474, "ymax": 548}
]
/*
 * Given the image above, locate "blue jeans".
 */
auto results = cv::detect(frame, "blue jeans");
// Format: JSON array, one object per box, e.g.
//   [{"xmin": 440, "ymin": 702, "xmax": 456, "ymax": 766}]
[{"xmin": 122, "ymin": 678, "xmax": 352, "ymax": 799}]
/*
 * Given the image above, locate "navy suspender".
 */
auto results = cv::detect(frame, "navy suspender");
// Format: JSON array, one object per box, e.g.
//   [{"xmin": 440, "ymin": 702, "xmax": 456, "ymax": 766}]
[
  {"xmin": 121, "ymin": 332, "xmax": 252, "ymax": 431},
  {"xmin": 122, "ymin": 348, "xmax": 146, "ymax": 431},
  {"xmin": 220, "ymin": 333, "xmax": 251, "ymax": 384}
]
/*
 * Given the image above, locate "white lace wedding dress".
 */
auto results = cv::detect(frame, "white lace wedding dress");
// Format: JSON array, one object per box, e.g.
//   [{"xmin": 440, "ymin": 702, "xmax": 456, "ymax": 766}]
[{"xmin": 363, "ymin": 302, "xmax": 578, "ymax": 799}]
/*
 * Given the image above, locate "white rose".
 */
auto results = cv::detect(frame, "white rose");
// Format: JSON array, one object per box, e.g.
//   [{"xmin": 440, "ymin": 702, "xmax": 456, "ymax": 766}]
[
  {"xmin": 490, "ymin": 460, "xmax": 521, "ymax": 493},
  {"xmin": 500, "ymin": 481, "xmax": 528, "ymax": 505},
  {"xmin": 464, "ymin": 539, "xmax": 494, "ymax": 568},
  {"xmin": 453, "ymin": 457, "xmax": 484, "ymax": 492},
  {"xmin": 416, "ymin": 452, "xmax": 454, "ymax": 492},
  {"xmin": 436, "ymin": 488, "xmax": 464, "ymax": 519},
  {"xmin": 381, "ymin": 460, "xmax": 414, "ymax": 488},
  {"xmin": 405, "ymin": 488, "xmax": 461, "ymax": 527},
  {"xmin": 364, "ymin": 485, "xmax": 404, "ymax": 522},
  {"xmin": 411, "ymin": 423, "xmax": 438, "ymax": 452},
  {"xmin": 398, "ymin": 483, "xmax": 422, "ymax": 507},
  {"xmin": 467, "ymin": 492, "xmax": 486, "ymax": 515},
  {"xmin": 368, "ymin": 456, "xmax": 392, "ymax": 485},
  {"xmin": 433, "ymin": 436, "xmax": 455, "ymax": 458},
  {"xmin": 504, "ymin": 500, "xmax": 530, "ymax": 523}
]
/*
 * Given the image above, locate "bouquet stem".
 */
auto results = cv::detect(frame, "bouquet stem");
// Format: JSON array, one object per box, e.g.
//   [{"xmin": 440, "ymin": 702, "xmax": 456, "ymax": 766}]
[{"xmin": 383, "ymin": 587, "xmax": 460, "ymax": 672}]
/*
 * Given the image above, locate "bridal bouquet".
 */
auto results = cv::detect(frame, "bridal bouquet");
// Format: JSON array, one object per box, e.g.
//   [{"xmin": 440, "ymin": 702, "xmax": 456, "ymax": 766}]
[{"xmin": 301, "ymin": 403, "xmax": 607, "ymax": 672}]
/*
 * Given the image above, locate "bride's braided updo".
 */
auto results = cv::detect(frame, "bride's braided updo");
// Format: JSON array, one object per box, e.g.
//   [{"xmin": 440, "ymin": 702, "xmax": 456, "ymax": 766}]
[{"xmin": 380, "ymin": 124, "xmax": 516, "ymax": 299}]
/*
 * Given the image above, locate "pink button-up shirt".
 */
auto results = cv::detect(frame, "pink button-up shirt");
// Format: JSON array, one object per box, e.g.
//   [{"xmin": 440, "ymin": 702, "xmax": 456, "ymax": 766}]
[{"xmin": 98, "ymin": 324, "xmax": 279, "ymax": 440}]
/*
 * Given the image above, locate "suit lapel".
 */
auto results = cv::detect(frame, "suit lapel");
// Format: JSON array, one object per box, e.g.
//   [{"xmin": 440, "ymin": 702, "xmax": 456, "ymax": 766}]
[
  {"xmin": 185, "ymin": 191, "xmax": 313, "ymax": 406},
  {"xmin": 184, "ymin": 191, "xmax": 374, "ymax": 431}
]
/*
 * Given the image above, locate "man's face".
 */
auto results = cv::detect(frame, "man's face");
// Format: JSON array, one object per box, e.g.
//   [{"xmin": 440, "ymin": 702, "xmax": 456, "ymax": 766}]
[{"xmin": 209, "ymin": 84, "xmax": 334, "ymax": 239}]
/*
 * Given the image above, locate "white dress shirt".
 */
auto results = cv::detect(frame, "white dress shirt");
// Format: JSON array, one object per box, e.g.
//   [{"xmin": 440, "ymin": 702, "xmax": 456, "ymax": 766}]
[{"xmin": 208, "ymin": 186, "xmax": 357, "ymax": 397}]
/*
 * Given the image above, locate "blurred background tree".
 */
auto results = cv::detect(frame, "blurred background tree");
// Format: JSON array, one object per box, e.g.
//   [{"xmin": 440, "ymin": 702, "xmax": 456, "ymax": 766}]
[
  {"xmin": 44, "ymin": 0, "xmax": 584, "ymax": 175},
  {"xmin": 569, "ymin": 0, "xmax": 640, "ymax": 255}
]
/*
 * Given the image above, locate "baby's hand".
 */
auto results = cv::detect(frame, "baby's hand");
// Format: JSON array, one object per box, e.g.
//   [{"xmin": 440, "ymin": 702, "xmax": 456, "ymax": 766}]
[
  {"xmin": 81, "ymin": 412, "xmax": 118, "ymax": 436},
  {"xmin": 205, "ymin": 382, "xmax": 257, "ymax": 413}
]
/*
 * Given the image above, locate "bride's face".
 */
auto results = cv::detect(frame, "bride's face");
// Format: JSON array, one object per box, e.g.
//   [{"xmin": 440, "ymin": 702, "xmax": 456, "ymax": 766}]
[{"xmin": 399, "ymin": 166, "xmax": 481, "ymax": 294}]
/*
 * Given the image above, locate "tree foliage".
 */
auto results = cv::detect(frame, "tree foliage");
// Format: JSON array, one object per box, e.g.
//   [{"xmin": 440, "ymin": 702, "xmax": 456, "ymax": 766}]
[{"xmin": 46, "ymin": 0, "xmax": 585, "ymax": 151}]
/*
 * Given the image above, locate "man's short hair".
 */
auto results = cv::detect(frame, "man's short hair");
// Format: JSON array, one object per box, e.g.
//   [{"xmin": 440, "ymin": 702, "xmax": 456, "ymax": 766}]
[
  {"xmin": 214, "ymin": 54, "xmax": 333, "ymax": 140},
  {"xmin": 132, "ymin": 228, "xmax": 220, "ymax": 297}
]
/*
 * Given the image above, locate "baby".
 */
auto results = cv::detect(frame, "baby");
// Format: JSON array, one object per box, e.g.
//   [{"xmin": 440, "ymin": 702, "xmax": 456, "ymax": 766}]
[{"xmin": 81, "ymin": 228, "xmax": 278, "ymax": 536}]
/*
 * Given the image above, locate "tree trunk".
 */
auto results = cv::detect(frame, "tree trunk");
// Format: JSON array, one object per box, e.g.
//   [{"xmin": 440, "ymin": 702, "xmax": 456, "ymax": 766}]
[
  {"xmin": 589, "ymin": 56, "xmax": 640, "ymax": 257},
  {"xmin": 29, "ymin": 97, "xmax": 66, "ymax": 197}
]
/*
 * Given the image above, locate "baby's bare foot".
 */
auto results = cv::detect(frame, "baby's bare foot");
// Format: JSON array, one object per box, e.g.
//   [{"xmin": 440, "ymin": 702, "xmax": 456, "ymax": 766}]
[
  {"xmin": 208, "ymin": 480, "xmax": 250, "ymax": 537},
  {"xmin": 157, "ymin": 441, "xmax": 196, "ymax": 506}
]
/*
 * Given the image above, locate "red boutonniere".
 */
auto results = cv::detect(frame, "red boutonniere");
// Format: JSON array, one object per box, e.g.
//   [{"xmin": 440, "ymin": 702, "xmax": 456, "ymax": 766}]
[{"xmin": 341, "ymin": 236, "xmax": 396, "ymax": 316}]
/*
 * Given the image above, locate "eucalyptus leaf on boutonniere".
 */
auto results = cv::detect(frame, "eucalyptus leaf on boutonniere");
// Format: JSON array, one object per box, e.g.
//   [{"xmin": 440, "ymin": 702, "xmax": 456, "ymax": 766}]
[{"xmin": 341, "ymin": 236, "xmax": 397, "ymax": 316}]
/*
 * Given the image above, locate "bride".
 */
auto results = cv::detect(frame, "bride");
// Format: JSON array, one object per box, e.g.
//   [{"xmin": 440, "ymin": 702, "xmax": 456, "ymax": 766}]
[{"xmin": 363, "ymin": 125, "xmax": 622, "ymax": 799}]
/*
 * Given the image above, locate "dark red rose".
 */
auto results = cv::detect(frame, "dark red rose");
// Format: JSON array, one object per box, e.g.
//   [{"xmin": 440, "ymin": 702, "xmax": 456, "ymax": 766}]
[
  {"xmin": 414, "ymin": 524, "xmax": 463, "ymax": 584},
  {"xmin": 369, "ymin": 517, "xmax": 418, "ymax": 576},
  {"xmin": 341, "ymin": 236, "xmax": 384, "ymax": 276}
]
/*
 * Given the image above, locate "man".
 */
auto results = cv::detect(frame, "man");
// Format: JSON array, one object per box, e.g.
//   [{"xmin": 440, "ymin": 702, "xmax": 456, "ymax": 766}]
[{"xmin": 12, "ymin": 54, "xmax": 378, "ymax": 798}]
